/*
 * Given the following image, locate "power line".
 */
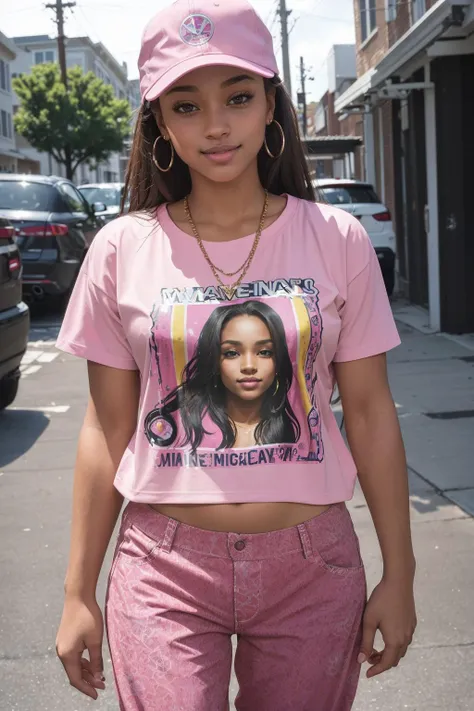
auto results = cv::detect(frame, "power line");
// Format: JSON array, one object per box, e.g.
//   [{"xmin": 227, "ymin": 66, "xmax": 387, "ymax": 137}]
[
  {"xmin": 288, "ymin": 15, "xmax": 299, "ymax": 35},
  {"xmin": 264, "ymin": 0, "xmax": 279, "ymax": 27},
  {"xmin": 74, "ymin": 4, "xmax": 105, "ymax": 46}
]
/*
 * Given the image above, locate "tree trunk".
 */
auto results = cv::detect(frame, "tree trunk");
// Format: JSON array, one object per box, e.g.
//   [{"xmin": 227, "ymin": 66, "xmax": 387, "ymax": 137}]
[{"xmin": 65, "ymin": 144, "xmax": 74, "ymax": 181}]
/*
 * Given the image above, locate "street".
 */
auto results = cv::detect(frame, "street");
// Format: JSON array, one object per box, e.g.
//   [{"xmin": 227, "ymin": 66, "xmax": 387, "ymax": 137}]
[{"xmin": 1, "ymin": 304, "xmax": 473, "ymax": 710}]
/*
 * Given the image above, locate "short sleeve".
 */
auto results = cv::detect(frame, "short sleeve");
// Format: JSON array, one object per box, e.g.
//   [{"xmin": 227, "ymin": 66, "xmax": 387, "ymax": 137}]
[
  {"xmin": 56, "ymin": 227, "xmax": 138, "ymax": 370},
  {"xmin": 334, "ymin": 222, "xmax": 401, "ymax": 363}
]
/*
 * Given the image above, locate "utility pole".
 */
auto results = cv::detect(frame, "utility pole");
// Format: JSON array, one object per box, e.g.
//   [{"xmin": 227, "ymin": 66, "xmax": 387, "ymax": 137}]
[
  {"xmin": 45, "ymin": 0, "xmax": 76, "ymax": 179},
  {"xmin": 299, "ymin": 56, "xmax": 307, "ymax": 137},
  {"xmin": 278, "ymin": 0, "xmax": 292, "ymax": 97},
  {"xmin": 46, "ymin": 0, "xmax": 76, "ymax": 88}
]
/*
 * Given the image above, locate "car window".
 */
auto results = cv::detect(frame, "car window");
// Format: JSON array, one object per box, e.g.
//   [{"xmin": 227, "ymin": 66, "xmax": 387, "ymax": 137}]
[
  {"xmin": 59, "ymin": 183, "xmax": 88, "ymax": 213},
  {"xmin": 79, "ymin": 187, "xmax": 121, "ymax": 208},
  {"xmin": 0, "ymin": 181, "xmax": 55, "ymax": 210},
  {"xmin": 320, "ymin": 185, "xmax": 381, "ymax": 205}
]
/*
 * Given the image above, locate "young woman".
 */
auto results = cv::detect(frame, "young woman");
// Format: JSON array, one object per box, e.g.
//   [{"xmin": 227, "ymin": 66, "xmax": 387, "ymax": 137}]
[
  {"xmin": 55, "ymin": 1, "xmax": 417, "ymax": 709},
  {"xmin": 146, "ymin": 300, "xmax": 300, "ymax": 451}
]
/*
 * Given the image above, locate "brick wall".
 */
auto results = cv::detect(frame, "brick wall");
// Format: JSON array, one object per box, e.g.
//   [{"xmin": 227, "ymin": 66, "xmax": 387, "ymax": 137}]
[
  {"xmin": 387, "ymin": 2, "xmax": 411, "ymax": 47},
  {"xmin": 354, "ymin": 1, "xmax": 389, "ymax": 75},
  {"xmin": 327, "ymin": 92, "xmax": 339, "ymax": 134},
  {"xmin": 355, "ymin": 1, "xmax": 420, "ymax": 75},
  {"xmin": 315, "ymin": 91, "xmax": 329, "ymax": 136}
]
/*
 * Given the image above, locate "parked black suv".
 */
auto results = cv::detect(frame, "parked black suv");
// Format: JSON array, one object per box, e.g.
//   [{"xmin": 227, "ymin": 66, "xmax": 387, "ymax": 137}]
[
  {"xmin": 0, "ymin": 175, "xmax": 103, "ymax": 306},
  {"xmin": 0, "ymin": 216, "xmax": 29, "ymax": 410}
]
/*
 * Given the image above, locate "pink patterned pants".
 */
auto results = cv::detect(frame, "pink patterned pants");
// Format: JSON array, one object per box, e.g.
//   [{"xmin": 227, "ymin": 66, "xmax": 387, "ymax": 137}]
[{"xmin": 105, "ymin": 502, "xmax": 366, "ymax": 710}]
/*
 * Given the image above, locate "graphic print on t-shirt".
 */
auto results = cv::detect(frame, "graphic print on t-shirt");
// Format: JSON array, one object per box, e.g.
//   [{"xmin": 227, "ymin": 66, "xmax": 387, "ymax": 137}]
[{"xmin": 144, "ymin": 278, "xmax": 324, "ymax": 469}]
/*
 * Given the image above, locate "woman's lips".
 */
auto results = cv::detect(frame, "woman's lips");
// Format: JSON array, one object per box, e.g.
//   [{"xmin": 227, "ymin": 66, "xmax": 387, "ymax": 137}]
[
  {"xmin": 202, "ymin": 146, "xmax": 240, "ymax": 164},
  {"xmin": 238, "ymin": 378, "xmax": 261, "ymax": 391}
]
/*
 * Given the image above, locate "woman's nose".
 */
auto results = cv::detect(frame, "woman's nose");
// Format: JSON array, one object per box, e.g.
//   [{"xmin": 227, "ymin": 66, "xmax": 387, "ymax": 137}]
[
  {"xmin": 204, "ymin": 105, "xmax": 231, "ymax": 140},
  {"xmin": 241, "ymin": 354, "xmax": 258, "ymax": 373}
]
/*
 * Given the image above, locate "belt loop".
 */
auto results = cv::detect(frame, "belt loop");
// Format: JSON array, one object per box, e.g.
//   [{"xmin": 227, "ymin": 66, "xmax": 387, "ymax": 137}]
[
  {"xmin": 297, "ymin": 522, "xmax": 313, "ymax": 559},
  {"xmin": 160, "ymin": 518, "xmax": 179, "ymax": 554}
]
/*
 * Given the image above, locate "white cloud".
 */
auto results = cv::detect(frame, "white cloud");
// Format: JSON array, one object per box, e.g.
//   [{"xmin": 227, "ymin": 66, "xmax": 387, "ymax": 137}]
[{"xmin": 3, "ymin": 0, "xmax": 355, "ymax": 101}]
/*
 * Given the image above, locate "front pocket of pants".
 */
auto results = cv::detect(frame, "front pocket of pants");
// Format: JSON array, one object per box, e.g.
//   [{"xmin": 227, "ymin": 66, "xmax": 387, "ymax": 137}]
[
  {"xmin": 116, "ymin": 523, "xmax": 160, "ymax": 566},
  {"xmin": 311, "ymin": 511, "xmax": 364, "ymax": 576}
]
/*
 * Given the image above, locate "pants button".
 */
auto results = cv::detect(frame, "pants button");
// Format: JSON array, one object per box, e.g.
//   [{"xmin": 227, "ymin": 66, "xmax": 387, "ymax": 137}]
[{"xmin": 234, "ymin": 540, "xmax": 246, "ymax": 551}]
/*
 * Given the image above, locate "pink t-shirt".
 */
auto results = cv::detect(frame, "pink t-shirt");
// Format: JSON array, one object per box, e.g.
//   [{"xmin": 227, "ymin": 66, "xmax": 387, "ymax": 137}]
[{"xmin": 56, "ymin": 195, "xmax": 400, "ymax": 504}]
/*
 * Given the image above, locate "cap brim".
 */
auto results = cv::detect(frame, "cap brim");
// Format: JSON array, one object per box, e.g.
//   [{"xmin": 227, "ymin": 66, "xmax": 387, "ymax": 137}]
[{"xmin": 143, "ymin": 54, "xmax": 275, "ymax": 102}]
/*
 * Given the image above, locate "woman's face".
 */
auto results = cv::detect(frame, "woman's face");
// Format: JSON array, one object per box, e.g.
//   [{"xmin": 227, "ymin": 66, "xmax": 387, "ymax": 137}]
[
  {"xmin": 219, "ymin": 315, "xmax": 276, "ymax": 402},
  {"xmin": 156, "ymin": 65, "xmax": 275, "ymax": 184}
]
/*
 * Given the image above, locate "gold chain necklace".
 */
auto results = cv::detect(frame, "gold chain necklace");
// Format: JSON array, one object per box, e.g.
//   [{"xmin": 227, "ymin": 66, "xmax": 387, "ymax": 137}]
[{"xmin": 183, "ymin": 191, "xmax": 269, "ymax": 300}]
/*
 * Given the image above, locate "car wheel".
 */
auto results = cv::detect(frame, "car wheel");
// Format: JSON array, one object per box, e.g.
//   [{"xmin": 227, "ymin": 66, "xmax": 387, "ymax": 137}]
[
  {"xmin": 383, "ymin": 268, "xmax": 395, "ymax": 297},
  {"xmin": 0, "ymin": 373, "xmax": 20, "ymax": 410}
]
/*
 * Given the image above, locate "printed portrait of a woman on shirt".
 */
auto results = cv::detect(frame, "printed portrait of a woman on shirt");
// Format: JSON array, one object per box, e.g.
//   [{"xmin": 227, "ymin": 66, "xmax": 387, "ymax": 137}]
[{"xmin": 144, "ymin": 285, "xmax": 324, "ymax": 467}]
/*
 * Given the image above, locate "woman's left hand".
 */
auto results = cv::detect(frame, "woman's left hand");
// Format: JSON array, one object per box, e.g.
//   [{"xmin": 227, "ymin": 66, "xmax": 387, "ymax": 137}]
[{"xmin": 358, "ymin": 575, "xmax": 417, "ymax": 678}]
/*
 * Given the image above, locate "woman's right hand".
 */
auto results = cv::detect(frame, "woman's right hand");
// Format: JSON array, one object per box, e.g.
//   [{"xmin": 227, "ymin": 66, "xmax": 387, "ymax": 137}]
[{"xmin": 56, "ymin": 595, "xmax": 106, "ymax": 700}]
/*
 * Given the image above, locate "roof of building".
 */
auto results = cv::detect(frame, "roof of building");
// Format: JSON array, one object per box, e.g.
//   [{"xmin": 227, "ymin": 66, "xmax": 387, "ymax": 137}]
[
  {"xmin": 13, "ymin": 35, "xmax": 51, "ymax": 44},
  {"xmin": 13, "ymin": 34, "xmax": 127, "ymax": 81},
  {"xmin": 302, "ymin": 135, "xmax": 363, "ymax": 156},
  {"xmin": 0, "ymin": 32, "xmax": 18, "ymax": 59}
]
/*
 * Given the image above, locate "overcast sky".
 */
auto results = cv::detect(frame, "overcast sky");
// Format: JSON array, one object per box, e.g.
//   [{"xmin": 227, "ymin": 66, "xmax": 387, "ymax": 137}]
[{"xmin": 3, "ymin": 0, "xmax": 356, "ymax": 102}]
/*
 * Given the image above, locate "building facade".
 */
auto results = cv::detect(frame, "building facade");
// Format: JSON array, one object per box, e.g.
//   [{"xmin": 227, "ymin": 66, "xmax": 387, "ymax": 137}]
[
  {"xmin": 314, "ymin": 44, "xmax": 363, "ymax": 180},
  {"xmin": 336, "ymin": 0, "xmax": 474, "ymax": 334},
  {"xmin": 0, "ymin": 32, "xmax": 40, "ymax": 173},
  {"xmin": 11, "ymin": 34, "xmax": 134, "ymax": 183}
]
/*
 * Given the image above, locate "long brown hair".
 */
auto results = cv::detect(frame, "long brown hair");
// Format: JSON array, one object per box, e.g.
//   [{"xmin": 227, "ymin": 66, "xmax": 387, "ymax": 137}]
[{"xmin": 121, "ymin": 76, "xmax": 316, "ymax": 213}]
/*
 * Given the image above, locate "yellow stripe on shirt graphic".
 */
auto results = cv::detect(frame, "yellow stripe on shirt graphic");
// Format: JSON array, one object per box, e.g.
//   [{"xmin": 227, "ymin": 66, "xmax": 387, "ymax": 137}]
[
  {"xmin": 292, "ymin": 296, "xmax": 312, "ymax": 416},
  {"xmin": 171, "ymin": 304, "xmax": 186, "ymax": 385}
]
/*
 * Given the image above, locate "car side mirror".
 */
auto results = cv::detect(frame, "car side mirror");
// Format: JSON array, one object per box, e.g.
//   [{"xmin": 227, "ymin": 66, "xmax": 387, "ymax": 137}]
[{"xmin": 92, "ymin": 202, "xmax": 107, "ymax": 213}]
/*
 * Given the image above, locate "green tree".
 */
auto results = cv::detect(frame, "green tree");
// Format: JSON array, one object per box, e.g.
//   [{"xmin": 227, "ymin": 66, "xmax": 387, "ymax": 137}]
[{"xmin": 13, "ymin": 63, "xmax": 131, "ymax": 180}]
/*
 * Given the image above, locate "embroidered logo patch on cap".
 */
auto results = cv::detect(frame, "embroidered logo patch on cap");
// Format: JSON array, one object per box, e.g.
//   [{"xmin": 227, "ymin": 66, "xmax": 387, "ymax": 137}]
[{"xmin": 179, "ymin": 13, "xmax": 214, "ymax": 46}]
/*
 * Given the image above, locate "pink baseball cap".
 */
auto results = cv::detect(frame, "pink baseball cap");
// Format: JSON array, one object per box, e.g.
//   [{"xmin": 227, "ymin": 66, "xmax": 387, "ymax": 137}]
[{"xmin": 138, "ymin": 0, "xmax": 279, "ymax": 102}]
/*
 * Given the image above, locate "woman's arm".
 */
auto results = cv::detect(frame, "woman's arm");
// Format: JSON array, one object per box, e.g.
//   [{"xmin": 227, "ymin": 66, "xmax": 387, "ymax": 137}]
[
  {"xmin": 334, "ymin": 353, "xmax": 417, "ymax": 677},
  {"xmin": 57, "ymin": 362, "xmax": 140, "ymax": 699},
  {"xmin": 64, "ymin": 362, "xmax": 140, "ymax": 599}
]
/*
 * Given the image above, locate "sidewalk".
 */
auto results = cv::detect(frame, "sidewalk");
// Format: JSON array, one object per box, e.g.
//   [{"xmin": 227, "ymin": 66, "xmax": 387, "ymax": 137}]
[
  {"xmin": 349, "ymin": 308, "xmax": 474, "ymax": 710},
  {"xmin": 390, "ymin": 303, "xmax": 474, "ymax": 515}
]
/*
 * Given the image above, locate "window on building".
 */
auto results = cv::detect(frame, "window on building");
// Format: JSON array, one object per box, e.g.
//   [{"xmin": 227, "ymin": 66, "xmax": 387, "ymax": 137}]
[
  {"xmin": 7, "ymin": 113, "xmax": 12, "ymax": 139},
  {"xmin": 0, "ymin": 60, "xmax": 11, "ymax": 92},
  {"xmin": 1, "ymin": 111, "xmax": 9, "ymax": 139},
  {"xmin": 360, "ymin": 0, "xmax": 377, "ymax": 42},
  {"xmin": 412, "ymin": 0, "xmax": 426, "ymax": 22},
  {"xmin": 34, "ymin": 50, "xmax": 55, "ymax": 65},
  {"xmin": 385, "ymin": 0, "xmax": 397, "ymax": 22}
]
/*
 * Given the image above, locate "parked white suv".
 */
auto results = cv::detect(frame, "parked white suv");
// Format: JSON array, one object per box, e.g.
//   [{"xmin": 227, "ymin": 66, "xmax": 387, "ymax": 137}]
[{"xmin": 313, "ymin": 179, "xmax": 396, "ymax": 296}]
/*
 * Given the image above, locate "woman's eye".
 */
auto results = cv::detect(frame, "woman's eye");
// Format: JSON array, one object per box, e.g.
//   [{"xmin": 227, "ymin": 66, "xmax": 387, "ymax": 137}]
[
  {"xmin": 229, "ymin": 92, "xmax": 253, "ymax": 106},
  {"xmin": 259, "ymin": 349, "xmax": 274, "ymax": 358},
  {"xmin": 174, "ymin": 102, "xmax": 198, "ymax": 114},
  {"xmin": 222, "ymin": 349, "xmax": 239, "ymax": 359}
]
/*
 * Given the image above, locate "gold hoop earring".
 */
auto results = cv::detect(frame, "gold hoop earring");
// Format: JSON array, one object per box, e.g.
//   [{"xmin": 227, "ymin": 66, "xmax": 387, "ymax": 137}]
[
  {"xmin": 264, "ymin": 119, "xmax": 285, "ymax": 159},
  {"xmin": 152, "ymin": 135, "xmax": 175, "ymax": 172},
  {"xmin": 273, "ymin": 377, "xmax": 280, "ymax": 395}
]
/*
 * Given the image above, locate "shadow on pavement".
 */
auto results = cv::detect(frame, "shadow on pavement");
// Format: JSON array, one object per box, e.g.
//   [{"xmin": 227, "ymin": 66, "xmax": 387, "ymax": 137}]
[{"xmin": 0, "ymin": 410, "xmax": 50, "ymax": 467}]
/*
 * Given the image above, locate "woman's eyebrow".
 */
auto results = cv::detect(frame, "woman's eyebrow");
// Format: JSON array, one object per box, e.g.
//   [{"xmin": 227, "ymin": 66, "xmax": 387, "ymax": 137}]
[{"xmin": 221, "ymin": 339, "xmax": 273, "ymax": 346}]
